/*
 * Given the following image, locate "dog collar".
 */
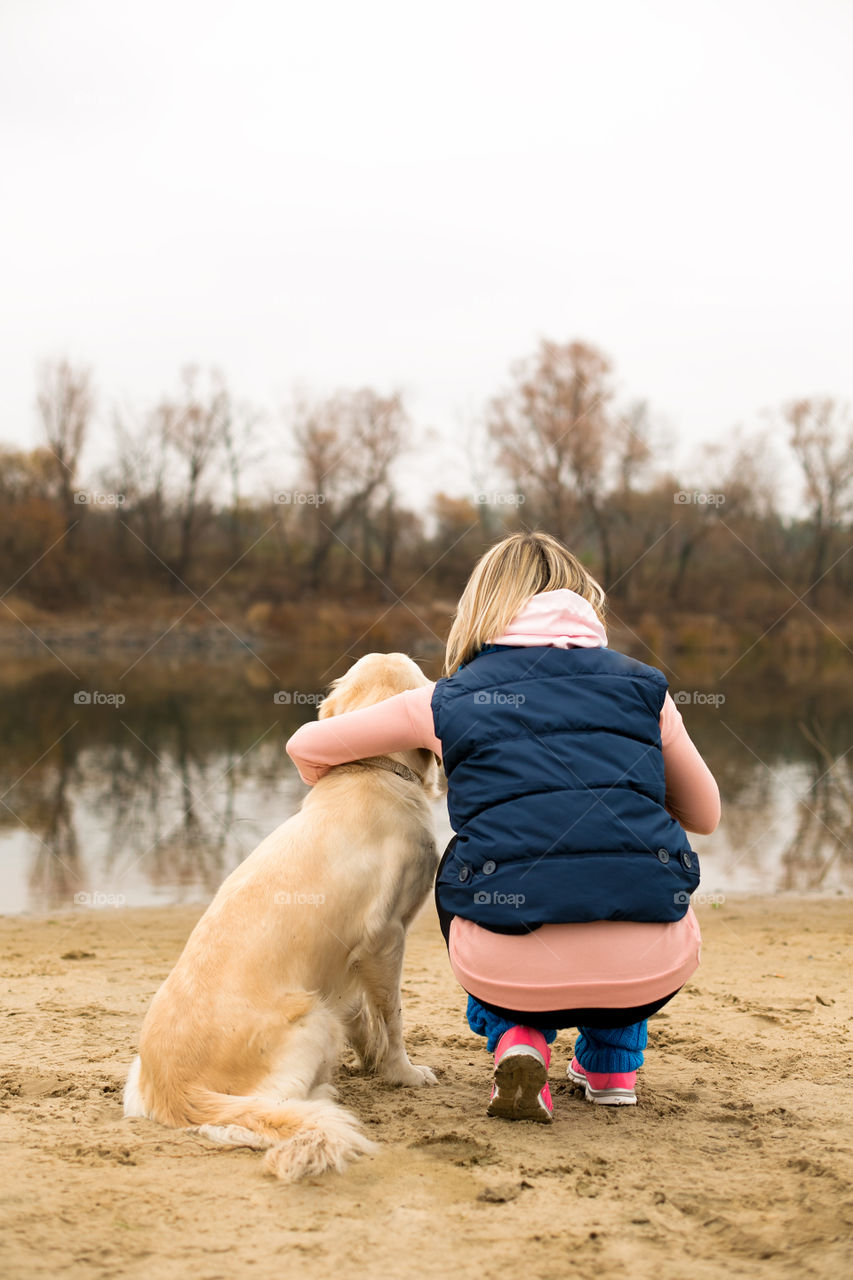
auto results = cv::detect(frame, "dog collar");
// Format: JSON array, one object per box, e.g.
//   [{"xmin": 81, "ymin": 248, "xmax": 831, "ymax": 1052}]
[{"xmin": 337, "ymin": 755, "xmax": 424, "ymax": 786}]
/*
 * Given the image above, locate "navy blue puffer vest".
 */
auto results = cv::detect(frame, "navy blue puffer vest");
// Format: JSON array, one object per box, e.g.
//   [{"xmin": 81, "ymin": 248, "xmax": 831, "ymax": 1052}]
[{"xmin": 431, "ymin": 645, "xmax": 699, "ymax": 927}]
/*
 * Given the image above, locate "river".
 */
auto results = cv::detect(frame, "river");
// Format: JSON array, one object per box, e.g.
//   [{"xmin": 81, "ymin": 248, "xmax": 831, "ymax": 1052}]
[{"xmin": 0, "ymin": 644, "xmax": 850, "ymax": 913}]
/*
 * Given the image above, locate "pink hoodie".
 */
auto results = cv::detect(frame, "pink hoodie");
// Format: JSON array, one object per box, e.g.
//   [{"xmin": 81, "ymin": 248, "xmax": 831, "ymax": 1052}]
[{"xmin": 286, "ymin": 589, "xmax": 720, "ymax": 1011}]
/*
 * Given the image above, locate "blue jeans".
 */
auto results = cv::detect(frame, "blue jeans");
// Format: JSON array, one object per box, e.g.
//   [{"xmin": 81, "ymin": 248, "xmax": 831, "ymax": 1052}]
[{"xmin": 467, "ymin": 995, "xmax": 647, "ymax": 1073}]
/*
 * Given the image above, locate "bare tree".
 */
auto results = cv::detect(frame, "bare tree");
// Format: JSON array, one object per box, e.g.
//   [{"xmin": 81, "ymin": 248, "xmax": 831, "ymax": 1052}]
[
  {"xmin": 36, "ymin": 358, "xmax": 94, "ymax": 535},
  {"xmin": 487, "ymin": 340, "xmax": 614, "ymax": 574},
  {"xmin": 108, "ymin": 401, "xmax": 170, "ymax": 564},
  {"xmin": 0, "ymin": 447, "xmax": 68, "ymax": 601},
  {"xmin": 113, "ymin": 368, "xmax": 228, "ymax": 586},
  {"xmin": 0, "ymin": 445, "xmax": 64, "ymax": 505},
  {"xmin": 615, "ymin": 400, "xmax": 654, "ymax": 494},
  {"xmin": 163, "ymin": 367, "xmax": 227, "ymax": 584},
  {"xmin": 785, "ymin": 397, "xmax": 853, "ymax": 596},
  {"xmin": 291, "ymin": 388, "xmax": 409, "ymax": 591},
  {"xmin": 219, "ymin": 392, "xmax": 266, "ymax": 560}
]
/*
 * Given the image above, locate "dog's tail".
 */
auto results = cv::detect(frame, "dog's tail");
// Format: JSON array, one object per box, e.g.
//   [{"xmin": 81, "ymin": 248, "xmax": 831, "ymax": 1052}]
[
  {"xmin": 125, "ymin": 1055, "xmax": 375, "ymax": 1182},
  {"xmin": 184, "ymin": 1087, "xmax": 376, "ymax": 1182},
  {"xmin": 126, "ymin": 1061, "xmax": 373, "ymax": 1183}
]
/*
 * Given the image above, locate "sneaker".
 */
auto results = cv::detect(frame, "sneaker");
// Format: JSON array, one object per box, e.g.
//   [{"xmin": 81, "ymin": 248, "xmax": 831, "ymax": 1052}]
[
  {"xmin": 487, "ymin": 1026, "xmax": 553, "ymax": 1123},
  {"xmin": 567, "ymin": 1056, "xmax": 637, "ymax": 1106}
]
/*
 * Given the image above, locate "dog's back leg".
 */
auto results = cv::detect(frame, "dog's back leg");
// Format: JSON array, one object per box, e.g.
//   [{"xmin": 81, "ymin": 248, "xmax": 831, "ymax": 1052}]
[
  {"xmin": 350, "ymin": 925, "xmax": 437, "ymax": 1086},
  {"xmin": 123, "ymin": 1055, "xmax": 146, "ymax": 1117},
  {"xmin": 344, "ymin": 999, "xmax": 386, "ymax": 1073},
  {"xmin": 262, "ymin": 1000, "xmax": 344, "ymax": 1100}
]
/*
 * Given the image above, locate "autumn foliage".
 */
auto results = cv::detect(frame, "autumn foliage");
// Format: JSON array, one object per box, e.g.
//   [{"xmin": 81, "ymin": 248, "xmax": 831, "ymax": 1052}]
[{"xmin": 2, "ymin": 348, "xmax": 852, "ymax": 647}]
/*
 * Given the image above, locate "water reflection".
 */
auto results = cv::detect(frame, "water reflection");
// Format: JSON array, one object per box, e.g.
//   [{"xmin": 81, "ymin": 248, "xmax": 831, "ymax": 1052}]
[{"xmin": 0, "ymin": 649, "xmax": 850, "ymax": 913}]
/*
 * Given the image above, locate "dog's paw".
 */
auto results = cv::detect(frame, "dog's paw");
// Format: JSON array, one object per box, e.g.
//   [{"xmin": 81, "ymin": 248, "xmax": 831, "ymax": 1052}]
[
  {"xmin": 385, "ymin": 1062, "xmax": 438, "ymax": 1087},
  {"xmin": 411, "ymin": 1064, "xmax": 439, "ymax": 1086}
]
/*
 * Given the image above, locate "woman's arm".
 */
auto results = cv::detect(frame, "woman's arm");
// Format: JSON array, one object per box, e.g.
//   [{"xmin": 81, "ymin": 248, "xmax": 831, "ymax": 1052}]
[
  {"xmin": 660, "ymin": 694, "xmax": 721, "ymax": 834},
  {"xmin": 285, "ymin": 683, "xmax": 440, "ymax": 784}
]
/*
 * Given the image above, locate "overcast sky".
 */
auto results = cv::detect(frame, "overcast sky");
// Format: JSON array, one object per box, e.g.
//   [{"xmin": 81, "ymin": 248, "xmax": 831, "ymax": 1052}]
[{"xmin": 1, "ymin": 0, "xmax": 851, "ymax": 504}]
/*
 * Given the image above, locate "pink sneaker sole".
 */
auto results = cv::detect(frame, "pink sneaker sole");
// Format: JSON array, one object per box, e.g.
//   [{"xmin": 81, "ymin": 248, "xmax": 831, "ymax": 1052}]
[
  {"xmin": 567, "ymin": 1058, "xmax": 637, "ymax": 1106},
  {"xmin": 488, "ymin": 1046, "xmax": 553, "ymax": 1123}
]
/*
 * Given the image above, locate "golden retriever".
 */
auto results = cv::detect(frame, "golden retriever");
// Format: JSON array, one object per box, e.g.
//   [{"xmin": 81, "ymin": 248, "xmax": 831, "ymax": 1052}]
[{"xmin": 123, "ymin": 653, "xmax": 441, "ymax": 1182}]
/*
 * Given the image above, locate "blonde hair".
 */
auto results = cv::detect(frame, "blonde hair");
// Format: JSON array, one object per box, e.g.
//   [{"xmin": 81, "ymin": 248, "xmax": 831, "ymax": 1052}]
[{"xmin": 444, "ymin": 532, "xmax": 606, "ymax": 676}]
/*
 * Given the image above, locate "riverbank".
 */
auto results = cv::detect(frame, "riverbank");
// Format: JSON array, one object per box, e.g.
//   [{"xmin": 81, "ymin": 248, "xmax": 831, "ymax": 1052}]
[
  {"xmin": 1, "ymin": 896, "xmax": 851, "ymax": 1279},
  {"xmin": 3, "ymin": 592, "xmax": 853, "ymax": 672}
]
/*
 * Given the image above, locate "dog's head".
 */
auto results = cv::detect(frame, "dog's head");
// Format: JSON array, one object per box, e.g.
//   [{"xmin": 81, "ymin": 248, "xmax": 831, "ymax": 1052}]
[
  {"xmin": 318, "ymin": 652, "xmax": 431, "ymax": 718},
  {"xmin": 318, "ymin": 652, "xmax": 443, "ymax": 796}
]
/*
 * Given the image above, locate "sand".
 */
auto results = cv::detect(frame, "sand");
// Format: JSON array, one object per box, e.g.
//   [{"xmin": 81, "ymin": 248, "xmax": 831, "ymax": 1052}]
[{"xmin": 1, "ymin": 896, "xmax": 851, "ymax": 1280}]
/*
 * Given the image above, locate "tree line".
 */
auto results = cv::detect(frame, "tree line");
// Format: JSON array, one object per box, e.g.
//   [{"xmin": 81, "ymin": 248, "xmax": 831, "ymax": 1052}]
[{"xmin": 1, "ymin": 342, "xmax": 852, "ymax": 630}]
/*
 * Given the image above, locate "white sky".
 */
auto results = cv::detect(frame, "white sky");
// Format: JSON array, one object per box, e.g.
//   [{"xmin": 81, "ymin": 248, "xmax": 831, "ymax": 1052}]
[{"xmin": 1, "ymin": 0, "xmax": 851, "ymax": 506}]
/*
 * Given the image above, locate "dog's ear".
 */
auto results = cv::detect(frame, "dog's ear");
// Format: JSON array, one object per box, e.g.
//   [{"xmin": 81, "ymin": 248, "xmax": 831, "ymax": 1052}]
[
  {"xmin": 317, "ymin": 666, "xmax": 390, "ymax": 719},
  {"xmin": 318, "ymin": 654, "xmax": 412, "ymax": 719},
  {"xmin": 317, "ymin": 675, "xmax": 349, "ymax": 720},
  {"xmin": 416, "ymin": 748, "xmax": 445, "ymax": 799}
]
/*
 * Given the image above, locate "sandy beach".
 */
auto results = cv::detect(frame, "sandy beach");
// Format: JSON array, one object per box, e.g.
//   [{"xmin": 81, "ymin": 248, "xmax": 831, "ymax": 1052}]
[{"xmin": 1, "ymin": 896, "xmax": 851, "ymax": 1280}]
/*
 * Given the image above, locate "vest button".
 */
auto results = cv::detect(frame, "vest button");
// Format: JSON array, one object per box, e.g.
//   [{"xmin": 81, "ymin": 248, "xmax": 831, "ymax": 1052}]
[
  {"xmin": 458, "ymin": 866, "xmax": 470, "ymax": 882},
  {"xmin": 482, "ymin": 860, "xmax": 496, "ymax": 875},
  {"xmin": 657, "ymin": 848, "xmax": 670, "ymax": 864},
  {"xmin": 681, "ymin": 851, "xmax": 693, "ymax": 870}
]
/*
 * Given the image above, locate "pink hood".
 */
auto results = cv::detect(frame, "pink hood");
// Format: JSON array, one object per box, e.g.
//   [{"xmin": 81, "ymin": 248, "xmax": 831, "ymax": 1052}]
[{"xmin": 488, "ymin": 588, "xmax": 607, "ymax": 650}]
